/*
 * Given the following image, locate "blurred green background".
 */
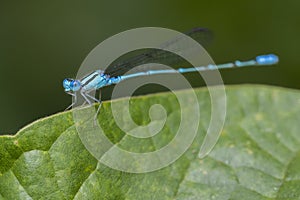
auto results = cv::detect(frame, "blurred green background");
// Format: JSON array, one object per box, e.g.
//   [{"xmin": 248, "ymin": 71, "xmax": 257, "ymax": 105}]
[{"xmin": 0, "ymin": 0, "xmax": 299, "ymax": 134}]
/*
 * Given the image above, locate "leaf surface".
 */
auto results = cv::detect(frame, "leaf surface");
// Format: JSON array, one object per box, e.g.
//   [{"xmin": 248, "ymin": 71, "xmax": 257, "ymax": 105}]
[{"xmin": 0, "ymin": 85, "xmax": 300, "ymax": 200}]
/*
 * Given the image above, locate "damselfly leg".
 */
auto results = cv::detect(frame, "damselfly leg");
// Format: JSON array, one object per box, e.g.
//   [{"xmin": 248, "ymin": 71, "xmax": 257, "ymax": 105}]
[{"xmin": 65, "ymin": 92, "xmax": 77, "ymax": 110}]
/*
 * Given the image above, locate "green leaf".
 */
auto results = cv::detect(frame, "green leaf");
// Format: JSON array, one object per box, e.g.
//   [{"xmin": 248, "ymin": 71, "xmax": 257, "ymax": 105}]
[{"xmin": 0, "ymin": 85, "xmax": 300, "ymax": 199}]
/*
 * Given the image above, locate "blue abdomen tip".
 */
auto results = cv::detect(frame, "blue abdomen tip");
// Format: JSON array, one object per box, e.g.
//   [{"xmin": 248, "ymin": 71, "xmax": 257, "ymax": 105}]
[{"xmin": 256, "ymin": 54, "xmax": 279, "ymax": 65}]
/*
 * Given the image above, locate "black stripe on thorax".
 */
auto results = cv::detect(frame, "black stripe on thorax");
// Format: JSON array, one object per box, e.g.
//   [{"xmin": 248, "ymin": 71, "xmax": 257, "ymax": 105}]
[{"xmin": 81, "ymin": 72, "xmax": 100, "ymax": 87}]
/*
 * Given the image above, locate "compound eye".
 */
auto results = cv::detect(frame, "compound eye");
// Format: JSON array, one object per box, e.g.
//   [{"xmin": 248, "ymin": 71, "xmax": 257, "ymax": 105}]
[{"xmin": 71, "ymin": 80, "xmax": 81, "ymax": 91}]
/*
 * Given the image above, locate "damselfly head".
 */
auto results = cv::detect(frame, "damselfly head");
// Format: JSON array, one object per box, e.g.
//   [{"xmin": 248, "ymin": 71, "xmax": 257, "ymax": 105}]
[{"xmin": 63, "ymin": 78, "xmax": 81, "ymax": 92}]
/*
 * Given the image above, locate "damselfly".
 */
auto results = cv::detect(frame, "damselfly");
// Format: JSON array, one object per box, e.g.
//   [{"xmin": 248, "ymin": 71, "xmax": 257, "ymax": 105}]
[{"xmin": 63, "ymin": 28, "xmax": 279, "ymax": 111}]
